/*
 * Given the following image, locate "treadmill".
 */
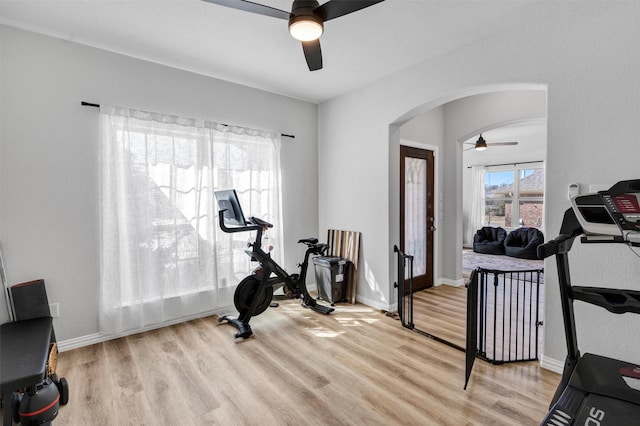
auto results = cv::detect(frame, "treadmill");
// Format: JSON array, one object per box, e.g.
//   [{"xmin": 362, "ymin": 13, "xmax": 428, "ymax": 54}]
[{"xmin": 538, "ymin": 179, "xmax": 640, "ymax": 425}]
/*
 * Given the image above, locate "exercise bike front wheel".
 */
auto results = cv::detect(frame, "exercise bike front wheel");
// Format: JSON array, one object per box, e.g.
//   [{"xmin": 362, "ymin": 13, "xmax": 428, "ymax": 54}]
[{"xmin": 234, "ymin": 276, "xmax": 273, "ymax": 316}]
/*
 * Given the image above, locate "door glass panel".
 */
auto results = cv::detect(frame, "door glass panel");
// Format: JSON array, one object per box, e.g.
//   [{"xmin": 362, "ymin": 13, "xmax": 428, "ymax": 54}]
[{"xmin": 404, "ymin": 157, "xmax": 426, "ymax": 276}]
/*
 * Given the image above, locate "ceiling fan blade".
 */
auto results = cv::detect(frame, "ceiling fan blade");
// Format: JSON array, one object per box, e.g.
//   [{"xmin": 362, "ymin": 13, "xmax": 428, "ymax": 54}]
[
  {"xmin": 302, "ymin": 39, "xmax": 323, "ymax": 71},
  {"xmin": 487, "ymin": 142, "xmax": 518, "ymax": 146},
  {"xmin": 314, "ymin": 0, "xmax": 385, "ymax": 21},
  {"xmin": 201, "ymin": 0, "xmax": 290, "ymax": 20}
]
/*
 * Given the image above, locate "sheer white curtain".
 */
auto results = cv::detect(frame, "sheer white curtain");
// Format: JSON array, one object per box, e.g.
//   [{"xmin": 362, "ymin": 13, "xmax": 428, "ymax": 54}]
[
  {"xmin": 467, "ymin": 165, "xmax": 486, "ymax": 246},
  {"xmin": 207, "ymin": 123, "xmax": 283, "ymax": 296},
  {"xmin": 99, "ymin": 106, "xmax": 281, "ymax": 334}
]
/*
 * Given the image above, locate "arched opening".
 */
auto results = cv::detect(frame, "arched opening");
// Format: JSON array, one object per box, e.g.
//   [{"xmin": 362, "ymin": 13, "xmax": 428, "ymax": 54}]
[{"xmin": 389, "ymin": 84, "xmax": 547, "ymax": 351}]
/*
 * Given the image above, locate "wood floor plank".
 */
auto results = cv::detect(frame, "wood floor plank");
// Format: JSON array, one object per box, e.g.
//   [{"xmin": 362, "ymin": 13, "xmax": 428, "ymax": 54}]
[{"xmin": 44, "ymin": 298, "xmax": 559, "ymax": 425}]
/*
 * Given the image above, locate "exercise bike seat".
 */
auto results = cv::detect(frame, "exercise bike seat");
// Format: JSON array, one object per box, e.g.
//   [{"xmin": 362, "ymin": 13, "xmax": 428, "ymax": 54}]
[{"xmin": 298, "ymin": 237, "xmax": 318, "ymax": 245}]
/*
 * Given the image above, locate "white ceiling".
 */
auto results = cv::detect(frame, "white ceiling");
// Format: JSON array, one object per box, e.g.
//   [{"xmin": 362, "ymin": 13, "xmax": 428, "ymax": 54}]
[
  {"xmin": 462, "ymin": 119, "xmax": 546, "ymax": 147},
  {"xmin": 0, "ymin": 0, "xmax": 557, "ymax": 104},
  {"xmin": 462, "ymin": 120, "xmax": 547, "ymax": 165}
]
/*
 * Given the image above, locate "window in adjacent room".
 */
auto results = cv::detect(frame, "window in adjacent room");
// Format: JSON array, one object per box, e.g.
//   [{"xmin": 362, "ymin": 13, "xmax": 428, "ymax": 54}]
[{"xmin": 483, "ymin": 166, "xmax": 544, "ymax": 229}]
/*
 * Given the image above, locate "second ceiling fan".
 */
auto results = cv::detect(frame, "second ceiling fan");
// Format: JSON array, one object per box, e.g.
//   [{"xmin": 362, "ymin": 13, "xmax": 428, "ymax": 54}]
[
  {"xmin": 464, "ymin": 134, "xmax": 518, "ymax": 151},
  {"xmin": 202, "ymin": 0, "xmax": 385, "ymax": 71}
]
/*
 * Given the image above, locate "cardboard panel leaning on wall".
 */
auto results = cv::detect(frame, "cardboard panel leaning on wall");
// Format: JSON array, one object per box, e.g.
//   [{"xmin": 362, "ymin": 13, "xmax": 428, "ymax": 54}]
[{"xmin": 0, "ymin": 25, "xmax": 319, "ymax": 343}]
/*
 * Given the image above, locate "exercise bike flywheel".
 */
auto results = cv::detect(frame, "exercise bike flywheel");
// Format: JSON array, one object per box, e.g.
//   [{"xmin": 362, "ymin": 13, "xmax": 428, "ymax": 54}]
[{"xmin": 234, "ymin": 276, "xmax": 273, "ymax": 316}]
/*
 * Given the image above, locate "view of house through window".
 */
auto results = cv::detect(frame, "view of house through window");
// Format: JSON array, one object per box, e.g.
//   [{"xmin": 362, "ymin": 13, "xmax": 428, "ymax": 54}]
[{"xmin": 484, "ymin": 167, "xmax": 544, "ymax": 229}]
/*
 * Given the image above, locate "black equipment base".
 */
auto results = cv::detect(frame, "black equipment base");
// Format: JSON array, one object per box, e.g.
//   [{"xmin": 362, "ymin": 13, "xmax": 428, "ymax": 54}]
[
  {"xmin": 543, "ymin": 353, "xmax": 640, "ymax": 425},
  {"xmin": 217, "ymin": 315, "xmax": 253, "ymax": 339},
  {"xmin": 302, "ymin": 299, "xmax": 334, "ymax": 315}
]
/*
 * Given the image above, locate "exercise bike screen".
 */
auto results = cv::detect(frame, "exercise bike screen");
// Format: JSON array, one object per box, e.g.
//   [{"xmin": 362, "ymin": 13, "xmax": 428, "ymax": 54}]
[{"xmin": 214, "ymin": 189, "xmax": 247, "ymax": 226}]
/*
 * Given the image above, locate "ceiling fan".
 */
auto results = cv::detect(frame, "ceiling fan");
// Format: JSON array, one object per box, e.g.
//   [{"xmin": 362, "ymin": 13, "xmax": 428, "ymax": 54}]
[
  {"xmin": 464, "ymin": 134, "xmax": 518, "ymax": 151},
  {"xmin": 201, "ymin": 0, "xmax": 385, "ymax": 71}
]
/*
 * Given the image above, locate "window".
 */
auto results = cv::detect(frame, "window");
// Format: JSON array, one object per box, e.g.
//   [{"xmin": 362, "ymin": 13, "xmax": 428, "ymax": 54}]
[
  {"xmin": 99, "ymin": 106, "xmax": 281, "ymax": 334},
  {"xmin": 483, "ymin": 166, "xmax": 544, "ymax": 229}
]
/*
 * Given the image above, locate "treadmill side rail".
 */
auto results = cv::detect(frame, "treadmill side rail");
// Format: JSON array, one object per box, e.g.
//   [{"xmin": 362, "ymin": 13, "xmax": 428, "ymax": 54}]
[{"xmin": 571, "ymin": 287, "xmax": 640, "ymax": 315}]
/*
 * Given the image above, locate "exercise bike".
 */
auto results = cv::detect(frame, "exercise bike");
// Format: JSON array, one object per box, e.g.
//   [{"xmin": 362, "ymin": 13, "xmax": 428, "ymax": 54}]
[{"xmin": 215, "ymin": 189, "xmax": 334, "ymax": 339}]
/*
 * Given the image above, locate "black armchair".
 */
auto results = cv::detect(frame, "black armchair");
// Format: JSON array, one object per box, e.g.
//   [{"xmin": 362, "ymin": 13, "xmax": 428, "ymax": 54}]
[
  {"xmin": 504, "ymin": 227, "xmax": 544, "ymax": 259},
  {"xmin": 473, "ymin": 226, "xmax": 507, "ymax": 255}
]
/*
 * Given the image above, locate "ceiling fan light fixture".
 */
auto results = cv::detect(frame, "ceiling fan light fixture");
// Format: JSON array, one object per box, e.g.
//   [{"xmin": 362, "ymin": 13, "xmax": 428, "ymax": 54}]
[
  {"xmin": 475, "ymin": 134, "xmax": 488, "ymax": 151},
  {"xmin": 289, "ymin": 15, "xmax": 323, "ymax": 41}
]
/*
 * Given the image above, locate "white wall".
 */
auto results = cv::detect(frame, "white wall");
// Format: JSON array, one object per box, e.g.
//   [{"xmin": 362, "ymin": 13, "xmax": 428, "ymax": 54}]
[
  {"xmin": 0, "ymin": 26, "xmax": 319, "ymax": 341},
  {"xmin": 318, "ymin": 2, "xmax": 640, "ymax": 368}
]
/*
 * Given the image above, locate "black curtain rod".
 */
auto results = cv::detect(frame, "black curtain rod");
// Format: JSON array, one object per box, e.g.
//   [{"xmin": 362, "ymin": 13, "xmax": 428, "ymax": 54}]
[
  {"xmin": 467, "ymin": 160, "xmax": 543, "ymax": 169},
  {"xmin": 81, "ymin": 101, "xmax": 295, "ymax": 139}
]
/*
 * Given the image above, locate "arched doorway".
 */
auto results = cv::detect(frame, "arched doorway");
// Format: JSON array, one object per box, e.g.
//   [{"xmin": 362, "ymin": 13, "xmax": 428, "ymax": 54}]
[{"xmin": 389, "ymin": 85, "xmax": 547, "ymax": 351}]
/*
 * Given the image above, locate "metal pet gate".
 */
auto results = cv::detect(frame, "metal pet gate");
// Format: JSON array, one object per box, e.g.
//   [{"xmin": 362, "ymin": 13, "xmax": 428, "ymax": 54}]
[
  {"xmin": 473, "ymin": 267, "xmax": 543, "ymax": 364},
  {"xmin": 393, "ymin": 246, "xmax": 415, "ymax": 330},
  {"xmin": 393, "ymin": 246, "xmax": 464, "ymax": 351},
  {"xmin": 393, "ymin": 246, "xmax": 544, "ymax": 385}
]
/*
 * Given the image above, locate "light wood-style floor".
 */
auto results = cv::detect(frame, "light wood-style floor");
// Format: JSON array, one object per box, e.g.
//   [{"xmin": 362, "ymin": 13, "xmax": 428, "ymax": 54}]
[
  {"xmin": 413, "ymin": 284, "xmax": 467, "ymax": 349},
  {"xmin": 43, "ymin": 298, "xmax": 560, "ymax": 425},
  {"xmin": 413, "ymin": 279, "xmax": 544, "ymax": 362}
]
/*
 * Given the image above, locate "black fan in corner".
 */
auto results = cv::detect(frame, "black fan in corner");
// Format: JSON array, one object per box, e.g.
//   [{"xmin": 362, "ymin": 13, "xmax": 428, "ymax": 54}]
[{"xmin": 202, "ymin": 0, "xmax": 385, "ymax": 71}]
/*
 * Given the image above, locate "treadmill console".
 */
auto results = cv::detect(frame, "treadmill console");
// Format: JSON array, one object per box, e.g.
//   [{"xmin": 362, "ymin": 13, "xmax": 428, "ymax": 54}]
[{"xmin": 571, "ymin": 179, "xmax": 640, "ymax": 244}]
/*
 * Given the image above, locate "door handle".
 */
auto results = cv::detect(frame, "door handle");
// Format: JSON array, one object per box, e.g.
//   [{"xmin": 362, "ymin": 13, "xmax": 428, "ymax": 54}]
[{"xmin": 429, "ymin": 225, "xmax": 436, "ymax": 232}]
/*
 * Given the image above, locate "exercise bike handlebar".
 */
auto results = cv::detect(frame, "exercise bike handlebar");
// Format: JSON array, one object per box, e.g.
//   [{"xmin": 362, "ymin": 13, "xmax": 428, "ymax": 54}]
[
  {"xmin": 218, "ymin": 209, "xmax": 263, "ymax": 234},
  {"xmin": 248, "ymin": 216, "xmax": 273, "ymax": 229}
]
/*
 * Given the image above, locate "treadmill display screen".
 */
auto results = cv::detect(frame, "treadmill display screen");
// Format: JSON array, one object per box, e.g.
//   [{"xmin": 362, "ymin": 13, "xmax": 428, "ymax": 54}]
[
  {"xmin": 602, "ymin": 191, "xmax": 640, "ymax": 232},
  {"xmin": 611, "ymin": 194, "xmax": 640, "ymax": 213}
]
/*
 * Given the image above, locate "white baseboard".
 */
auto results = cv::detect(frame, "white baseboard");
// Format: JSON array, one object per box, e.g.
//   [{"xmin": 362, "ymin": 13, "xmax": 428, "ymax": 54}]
[
  {"xmin": 59, "ymin": 283, "xmax": 322, "ymax": 352},
  {"xmin": 353, "ymin": 294, "xmax": 393, "ymax": 312},
  {"xmin": 57, "ymin": 307, "xmax": 231, "ymax": 352},
  {"xmin": 57, "ymin": 332, "xmax": 104, "ymax": 352},
  {"xmin": 358, "ymin": 281, "xmax": 466, "ymax": 313},
  {"xmin": 438, "ymin": 277, "xmax": 466, "ymax": 287},
  {"xmin": 58, "ymin": 295, "xmax": 391, "ymax": 351},
  {"xmin": 540, "ymin": 354, "xmax": 564, "ymax": 374}
]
